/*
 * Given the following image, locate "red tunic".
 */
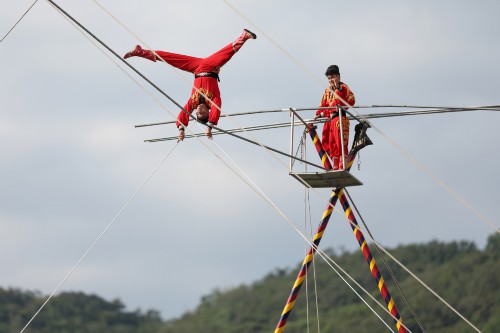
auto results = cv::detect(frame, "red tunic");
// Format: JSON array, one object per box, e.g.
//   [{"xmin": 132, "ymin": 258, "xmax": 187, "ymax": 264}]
[{"xmin": 315, "ymin": 83, "xmax": 355, "ymax": 159}]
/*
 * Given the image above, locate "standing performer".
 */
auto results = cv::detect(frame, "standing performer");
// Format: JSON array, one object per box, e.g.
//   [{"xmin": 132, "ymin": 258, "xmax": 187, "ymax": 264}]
[
  {"xmin": 124, "ymin": 29, "xmax": 257, "ymax": 141},
  {"xmin": 314, "ymin": 65, "xmax": 356, "ymax": 170}
]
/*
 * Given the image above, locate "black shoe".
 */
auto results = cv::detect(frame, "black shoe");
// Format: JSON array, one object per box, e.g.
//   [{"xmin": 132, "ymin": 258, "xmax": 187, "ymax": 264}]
[{"xmin": 243, "ymin": 29, "xmax": 257, "ymax": 39}]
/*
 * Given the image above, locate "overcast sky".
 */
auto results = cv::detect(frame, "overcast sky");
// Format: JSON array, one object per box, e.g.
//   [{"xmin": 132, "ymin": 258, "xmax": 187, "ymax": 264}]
[{"xmin": 1, "ymin": 0, "xmax": 499, "ymax": 324}]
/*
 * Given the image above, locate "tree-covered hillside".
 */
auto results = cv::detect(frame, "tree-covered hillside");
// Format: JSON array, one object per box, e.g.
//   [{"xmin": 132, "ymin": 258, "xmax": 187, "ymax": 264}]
[
  {"xmin": 2, "ymin": 234, "xmax": 498, "ymax": 333},
  {"xmin": 163, "ymin": 234, "xmax": 499, "ymax": 333}
]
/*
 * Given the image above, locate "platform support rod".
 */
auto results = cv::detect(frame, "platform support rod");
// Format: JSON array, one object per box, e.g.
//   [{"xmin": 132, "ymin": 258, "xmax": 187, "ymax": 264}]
[
  {"xmin": 274, "ymin": 189, "xmax": 339, "ymax": 333},
  {"xmin": 338, "ymin": 190, "xmax": 408, "ymax": 333},
  {"xmin": 289, "ymin": 110, "xmax": 295, "ymax": 172}
]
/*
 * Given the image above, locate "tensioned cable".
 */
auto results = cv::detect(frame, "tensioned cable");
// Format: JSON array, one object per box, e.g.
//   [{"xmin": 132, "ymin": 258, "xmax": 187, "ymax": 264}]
[
  {"xmin": 20, "ymin": 138, "xmax": 180, "ymax": 333},
  {"xmin": 345, "ymin": 189, "xmax": 427, "ymax": 333},
  {"xmin": 302, "ymin": 138, "xmax": 322, "ymax": 333},
  {"xmin": 143, "ymin": 107, "xmax": 500, "ymax": 142},
  {"xmin": 367, "ymin": 234, "xmax": 483, "ymax": 333},
  {"xmin": 1, "ymin": 0, "xmax": 39, "ymax": 43},
  {"xmin": 137, "ymin": 105, "xmax": 500, "ymax": 129},
  {"xmin": 52, "ymin": 1, "xmax": 486, "ymax": 331}
]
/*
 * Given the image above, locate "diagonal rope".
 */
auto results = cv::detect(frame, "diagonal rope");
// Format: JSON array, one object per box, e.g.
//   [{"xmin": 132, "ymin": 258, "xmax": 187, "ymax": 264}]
[
  {"xmin": 345, "ymin": 189, "xmax": 427, "ymax": 333},
  {"xmin": 221, "ymin": 0, "xmax": 322, "ymax": 85},
  {"xmin": 20, "ymin": 140, "xmax": 180, "ymax": 333},
  {"xmin": 369, "ymin": 235, "xmax": 483, "ymax": 333},
  {"xmin": 1, "ymin": 0, "xmax": 39, "ymax": 43}
]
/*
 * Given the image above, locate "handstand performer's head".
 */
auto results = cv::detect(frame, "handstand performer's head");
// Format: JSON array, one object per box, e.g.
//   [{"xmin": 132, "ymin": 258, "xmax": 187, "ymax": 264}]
[{"xmin": 196, "ymin": 103, "xmax": 209, "ymax": 124}]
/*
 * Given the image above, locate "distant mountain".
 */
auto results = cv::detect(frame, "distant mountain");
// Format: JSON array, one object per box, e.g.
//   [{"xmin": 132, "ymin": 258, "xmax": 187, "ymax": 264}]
[{"xmin": 2, "ymin": 234, "xmax": 498, "ymax": 333}]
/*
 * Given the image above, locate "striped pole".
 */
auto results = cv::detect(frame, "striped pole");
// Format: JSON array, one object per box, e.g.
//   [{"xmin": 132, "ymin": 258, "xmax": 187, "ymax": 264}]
[
  {"xmin": 274, "ymin": 189, "xmax": 339, "ymax": 333},
  {"xmin": 274, "ymin": 127, "xmax": 335, "ymax": 333},
  {"xmin": 338, "ymin": 190, "xmax": 407, "ymax": 333},
  {"xmin": 306, "ymin": 126, "xmax": 333, "ymax": 170}
]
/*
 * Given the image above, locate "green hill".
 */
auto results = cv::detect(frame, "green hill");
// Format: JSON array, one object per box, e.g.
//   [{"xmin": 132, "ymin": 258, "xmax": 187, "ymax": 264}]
[{"xmin": 2, "ymin": 234, "xmax": 498, "ymax": 333}]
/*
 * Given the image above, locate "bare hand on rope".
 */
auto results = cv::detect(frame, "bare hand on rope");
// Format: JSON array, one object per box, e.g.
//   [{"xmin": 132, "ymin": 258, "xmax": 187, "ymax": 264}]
[
  {"xmin": 205, "ymin": 127, "xmax": 213, "ymax": 140},
  {"xmin": 177, "ymin": 129, "xmax": 185, "ymax": 142}
]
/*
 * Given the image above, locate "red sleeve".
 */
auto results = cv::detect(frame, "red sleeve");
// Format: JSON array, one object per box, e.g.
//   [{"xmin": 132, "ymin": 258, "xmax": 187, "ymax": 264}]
[
  {"xmin": 336, "ymin": 84, "xmax": 355, "ymax": 107},
  {"xmin": 208, "ymin": 95, "xmax": 222, "ymax": 125},
  {"xmin": 176, "ymin": 100, "xmax": 193, "ymax": 128}
]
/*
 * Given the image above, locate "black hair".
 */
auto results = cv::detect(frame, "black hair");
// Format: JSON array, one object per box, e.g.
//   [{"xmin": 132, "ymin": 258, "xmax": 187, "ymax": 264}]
[
  {"xmin": 197, "ymin": 111, "xmax": 209, "ymax": 124},
  {"xmin": 325, "ymin": 65, "xmax": 340, "ymax": 76}
]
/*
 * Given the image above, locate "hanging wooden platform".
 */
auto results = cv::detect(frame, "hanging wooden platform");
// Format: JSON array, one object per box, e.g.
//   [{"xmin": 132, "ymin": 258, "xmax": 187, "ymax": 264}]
[{"xmin": 290, "ymin": 170, "xmax": 363, "ymax": 188}]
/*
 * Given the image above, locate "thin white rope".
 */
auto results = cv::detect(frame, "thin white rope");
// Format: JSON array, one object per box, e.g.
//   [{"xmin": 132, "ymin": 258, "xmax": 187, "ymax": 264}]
[
  {"xmin": 20, "ymin": 3, "xmax": 196, "ymax": 331},
  {"xmin": 333, "ymin": 91, "xmax": 498, "ymax": 235},
  {"xmin": 313, "ymin": 248, "xmax": 399, "ymax": 333},
  {"xmin": 1, "ymin": 0, "xmax": 39, "ymax": 43},
  {"xmin": 20, "ymin": 138, "xmax": 180, "ymax": 333},
  {"xmin": 304, "ymin": 185, "xmax": 311, "ymax": 333},
  {"xmin": 221, "ymin": 0, "xmax": 322, "ymax": 86},
  {"xmin": 371, "ymin": 238, "xmax": 483, "ymax": 333},
  {"xmin": 302, "ymin": 137, "xmax": 321, "ymax": 333},
  {"xmin": 370, "ymin": 123, "xmax": 498, "ymax": 234}
]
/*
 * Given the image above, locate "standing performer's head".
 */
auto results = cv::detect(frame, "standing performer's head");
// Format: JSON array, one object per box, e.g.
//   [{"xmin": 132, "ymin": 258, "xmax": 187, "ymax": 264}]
[{"xmin": 325, "ymin": 65, "xmax": 341, "ymax": 90}]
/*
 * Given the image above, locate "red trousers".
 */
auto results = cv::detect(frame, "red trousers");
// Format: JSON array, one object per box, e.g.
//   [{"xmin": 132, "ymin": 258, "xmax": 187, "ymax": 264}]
[
  {"xmin": 322, "ymin": 115, "xmax": 349, "ymax": 161},
  {"xmin": 154, "ymin": 42, "xmax": 243, "ymax": 127}
]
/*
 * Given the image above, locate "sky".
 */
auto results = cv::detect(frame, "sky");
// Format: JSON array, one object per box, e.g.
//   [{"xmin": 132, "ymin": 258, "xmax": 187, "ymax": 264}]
[{"xmin": 1, "ymin": 0, "xmax": 499, "ymax": 325}]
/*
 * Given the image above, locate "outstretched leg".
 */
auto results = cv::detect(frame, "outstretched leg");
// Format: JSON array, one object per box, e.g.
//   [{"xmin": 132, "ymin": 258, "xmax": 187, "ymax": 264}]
[
  {"xmin": 124, "ymin": 46, "xmax": 202, "ymax": 73},
  {"xmin": 196, "ymin": 29, "xmax": 256, "ymax": 73},
  {"xmin": 153, "ymin": 51, "xmax": 202, "ymax": 73}
]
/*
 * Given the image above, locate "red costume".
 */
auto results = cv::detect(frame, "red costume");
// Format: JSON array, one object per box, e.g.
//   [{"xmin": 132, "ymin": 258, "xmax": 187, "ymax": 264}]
[
  {"xmin": 315, "ymin": 83, "xmax": 355, "ymax": 169},
  {"xmin": 124, "ymin": 30, "xmax": 256, "ymax": 129}
]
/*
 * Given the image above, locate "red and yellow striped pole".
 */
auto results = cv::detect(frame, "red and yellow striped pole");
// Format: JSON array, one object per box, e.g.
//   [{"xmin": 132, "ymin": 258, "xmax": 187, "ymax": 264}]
[
  {"xmin": 338, "ymin": 190, "xmax": 407, "ymax": 333},
  {"xmin": 306, "ymin": 125, "xmax": 333, "ymax": 170},
  {"xmin": 274, "ymin": 189, "xmax": 339, "ymax": 333},
  {"xmin": 274, "ymin": 126, "xmax": 335, "ymax": 333},
  {"xmin": 276, "ymin": 124, "xmax": 389, "ymax": 332}
]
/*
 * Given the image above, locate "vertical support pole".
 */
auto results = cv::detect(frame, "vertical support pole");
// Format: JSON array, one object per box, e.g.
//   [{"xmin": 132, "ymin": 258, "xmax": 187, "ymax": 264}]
[
  {"xmin": 290, "ymin": 110, "xmax": 295, "ymax": 172},
  {"xmin": 338, "ymin": 189, "xmax": 408, "ymax": 333},
  {"xmin": 337, "ymin": 105, "xmax": 346, "ymax": 170}
]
